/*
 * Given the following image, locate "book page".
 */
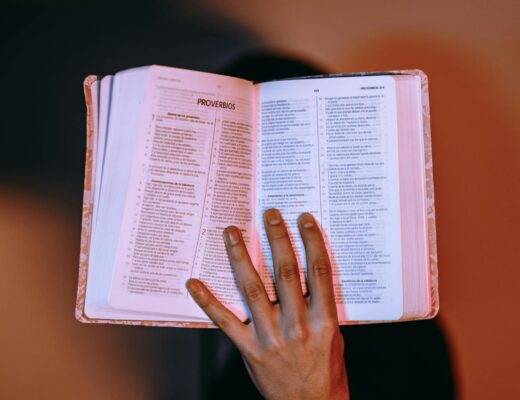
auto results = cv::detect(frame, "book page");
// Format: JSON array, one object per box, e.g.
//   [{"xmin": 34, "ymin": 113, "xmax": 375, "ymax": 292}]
[
  {"xmin": 257, "ymin": 75, "xmax": 403, "ymax": 321},
  {"xmin": 109, "ymin": 66, "xmax": 254, "ymax": 320},
  {"xmin": 85, "ymin": 68, "xmax": 149, "ymax": 311},
  {"xmin": 92, "ymin": 75, "xmax": 113, "ymax": 228}
]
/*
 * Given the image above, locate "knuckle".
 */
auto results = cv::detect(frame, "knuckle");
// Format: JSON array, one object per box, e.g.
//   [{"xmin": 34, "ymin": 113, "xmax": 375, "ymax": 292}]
[
  {"xmin": 313, "ymin": 262, "xmax": 331, "ymax": 276},
  {"xmin": 314, "ymin": 319, "xmax": 337, "ymax": 335},
  {"xmin": 269, "ymin": 227, "xmax": 289, "ymax": 241},
  {"xmin": 263, "ymin": 336, "xmax": 283, "ymax": 354},
  {"xmin": 215, "ymin": 316, "xmax": 230, "ymax": 330},
  {"xmin": 313, "ymin": 320, "xmax": 341, "ymax": 344},
  {"xmin": 287, "ymin": 324, "xmax": 309, "ymax": 342},
  {"xmin": 244, "ymin": 282, "xmax": 263, "ymax": 303},
  {"xmin": 278, "ymin": 264, "xmax": 299, "ymax": 282}
]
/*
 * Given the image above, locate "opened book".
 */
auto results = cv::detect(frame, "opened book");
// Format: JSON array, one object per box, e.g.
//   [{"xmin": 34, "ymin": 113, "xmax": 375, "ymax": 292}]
[{"xmin": 76, "ymin": 65, "xmax": 438, "ymax": 327}]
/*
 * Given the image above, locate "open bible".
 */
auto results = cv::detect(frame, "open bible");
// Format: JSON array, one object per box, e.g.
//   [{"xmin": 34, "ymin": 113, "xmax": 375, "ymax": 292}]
[{"xmin": 76, "ymin": 65, "xmax": 438, "ymax": 327}]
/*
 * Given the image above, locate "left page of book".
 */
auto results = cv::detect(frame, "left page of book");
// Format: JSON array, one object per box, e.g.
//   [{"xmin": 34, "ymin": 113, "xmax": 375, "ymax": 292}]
[
  {"xmin": 108, "ymin": 66, "xmax": 255, "ymax": 321},
  {"xmin": 83, "ymin": 71, "xmax": 219, "ymax": 324}
]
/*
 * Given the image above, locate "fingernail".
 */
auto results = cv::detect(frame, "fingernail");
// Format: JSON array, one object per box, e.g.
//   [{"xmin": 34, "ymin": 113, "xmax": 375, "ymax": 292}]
[
  {"xmin": 186, "ymin": 279, "xmax": 199, "ymax": 294},
  {"xmin": 224, "ymin": 227, "xmax": 240, "ymax": 246},
  {"xmin": 300, "ymin": 213, "xmax": 315, "ymax": 229},
  {"xmin": 265, "ymin": 208, "xmax": 281, "ymax": 225}
]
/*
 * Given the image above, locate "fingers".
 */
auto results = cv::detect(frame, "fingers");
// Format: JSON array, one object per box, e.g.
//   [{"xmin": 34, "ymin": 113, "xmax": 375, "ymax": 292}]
[
  {"xmin": 186, "ymin": 278, "xmax": 250, "ymax": 350},
  {"xmin": 298, "ymin": 213, "xmax": 338, "ymax": 322},
  {"xmin": 263, "ymin": 208, "xmax": 307, "ymax": 323},
  {"xmin": 223, "ymin": 226, "xmax": 275, "ymax": 339}
]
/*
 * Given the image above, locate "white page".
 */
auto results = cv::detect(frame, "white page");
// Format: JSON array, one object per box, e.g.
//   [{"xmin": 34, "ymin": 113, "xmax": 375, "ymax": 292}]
[
  {"xmin": 93, "ymin": 75, "xmax": 113, "ymax": 229},
  {"xmin": 257, "ymin": 75, "xmax": 403, "ymax": 321},
  {"xmin": 89, "ymin": 80, "xmax": 99, "ymax": 208},
  {"xmin": 109, "ymin": 66, "xmax": 254, "ymax": 321},
  {"xmin": 85, "ymin": 68, "xmax": 149, "ymax": 314}
]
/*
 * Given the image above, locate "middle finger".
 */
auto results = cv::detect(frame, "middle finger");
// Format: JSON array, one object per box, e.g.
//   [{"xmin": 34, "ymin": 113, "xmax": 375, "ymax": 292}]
[{"xmin": 263, "ymin": 208, "xmax": 307, "ymax": 325}]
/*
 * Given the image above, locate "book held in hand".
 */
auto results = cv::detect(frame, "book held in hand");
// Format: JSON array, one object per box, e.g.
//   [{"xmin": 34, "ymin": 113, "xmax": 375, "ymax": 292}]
[{"xmin": 76, "ymin": 65, "xmax": 438, "ymax": 328}]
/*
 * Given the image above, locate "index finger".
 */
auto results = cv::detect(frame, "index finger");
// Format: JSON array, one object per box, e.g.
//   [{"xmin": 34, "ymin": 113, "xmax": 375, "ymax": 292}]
[
  {"xmin": 298, "ymin": 213, "xmax": 338, "ymax": 322},
  {"xmin": 223, "ymin": 226, "xmax": 275, "ymax": 339},
  {"xmin": 186, "ymin": 278, "xmax": 251, "ymax": 351}
]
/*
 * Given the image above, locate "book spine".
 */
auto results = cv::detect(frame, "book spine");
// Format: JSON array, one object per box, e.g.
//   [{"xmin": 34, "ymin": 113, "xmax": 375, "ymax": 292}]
[
  {"xmin": 415, "ymin": 70, "xmax": 439, "ymax": 319},
  {"xmin": 75, "ymin": 76, "xmax": 98, "ymax": 323}
]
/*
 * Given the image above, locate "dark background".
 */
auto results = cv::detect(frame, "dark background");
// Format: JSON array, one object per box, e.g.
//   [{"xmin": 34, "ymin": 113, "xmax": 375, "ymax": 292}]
[{"xmin": 0, "ymin": 0, "xmax": 258, "ymax": 186}]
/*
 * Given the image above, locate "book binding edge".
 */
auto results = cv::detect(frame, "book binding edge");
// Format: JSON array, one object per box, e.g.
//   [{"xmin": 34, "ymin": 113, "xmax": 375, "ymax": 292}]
[
  {"xmin": 75, "ymin": 75, "xmax": 96, "ymax": 325},
  {"xmin": 412, "ymin": 68, "xmax": 439, "ymax": 320}
]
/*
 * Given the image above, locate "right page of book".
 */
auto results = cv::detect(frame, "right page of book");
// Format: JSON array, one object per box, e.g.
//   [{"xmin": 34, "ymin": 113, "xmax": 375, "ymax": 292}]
[{"xmin": 256, "ymin": 75, "xmax": 403, "ymax": 321}]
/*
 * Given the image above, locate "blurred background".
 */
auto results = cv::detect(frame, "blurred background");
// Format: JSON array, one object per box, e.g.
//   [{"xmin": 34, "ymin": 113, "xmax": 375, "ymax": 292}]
[{"xmin": 0, "ymin": 0, "xmax": 518, "ymax": 399}]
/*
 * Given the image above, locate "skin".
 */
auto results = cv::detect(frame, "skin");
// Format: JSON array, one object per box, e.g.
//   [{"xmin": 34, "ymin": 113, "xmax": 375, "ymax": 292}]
[{"xmin": 186, "ymin": 208, "xmax": 349, "ymax": 400}]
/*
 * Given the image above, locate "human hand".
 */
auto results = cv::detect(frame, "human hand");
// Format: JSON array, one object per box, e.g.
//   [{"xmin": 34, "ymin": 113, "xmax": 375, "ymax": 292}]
[{"xmin": 186, "ymin": 208, "xmax": 349, "ymax": 400}]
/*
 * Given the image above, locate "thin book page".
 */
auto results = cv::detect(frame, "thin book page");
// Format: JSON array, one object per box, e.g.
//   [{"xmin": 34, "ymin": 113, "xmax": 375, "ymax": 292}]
[
  {"xmin": 93, "ymin": 76, "xmax": 113, "ymax": 229},
  {"xmin": 256, "ymin": 75, "xmax": 403, "ymax": 321},
  {"xmin": 109, "ymin": 66, "xmax": 255, "ymax": 321}
]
